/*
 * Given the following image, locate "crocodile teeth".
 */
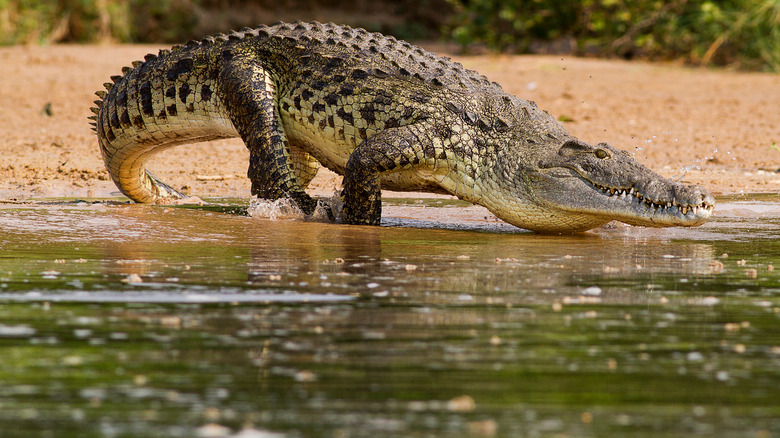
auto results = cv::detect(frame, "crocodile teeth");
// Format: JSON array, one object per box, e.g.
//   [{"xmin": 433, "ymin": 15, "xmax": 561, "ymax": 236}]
[{"xmin": 594, "ymin": 181, "xmax": 709, "ymax": 217}]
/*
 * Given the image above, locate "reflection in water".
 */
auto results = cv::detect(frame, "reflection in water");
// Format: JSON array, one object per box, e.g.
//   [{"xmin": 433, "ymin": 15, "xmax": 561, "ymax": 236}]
[
  {"xmin": 0, "ymin": 200, "xmax": 777, "ymax": 437},
  {"xmin": 245, "ymin": 220, "xmax": 384, "ymax": 284}
]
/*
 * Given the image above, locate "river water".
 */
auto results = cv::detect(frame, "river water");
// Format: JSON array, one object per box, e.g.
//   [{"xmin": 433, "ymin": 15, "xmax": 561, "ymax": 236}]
[{"xmin": 0, "ymin": 196, "xmax": 778, "ymax": 437}]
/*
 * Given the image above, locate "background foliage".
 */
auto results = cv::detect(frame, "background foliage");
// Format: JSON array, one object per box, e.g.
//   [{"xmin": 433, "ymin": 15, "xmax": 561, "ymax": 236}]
[
  {"xmin": 448, "ymin": 0, "xmax": 780, "ymax": 71},
  {"xmin": 0, "ymin": 0, "xmax": 778, "ymax": 71},
  {"xmin": 0, "ymin": 0, "xmax": 450, "ymax": 44}
]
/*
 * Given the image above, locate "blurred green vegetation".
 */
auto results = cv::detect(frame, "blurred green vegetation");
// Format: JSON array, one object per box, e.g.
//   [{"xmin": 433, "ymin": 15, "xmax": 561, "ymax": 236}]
[
  {"xmin": 0, "ymin": 0, "xmax": 451, "ymax": 44},
  {"xmin": 1, "ymin": 0, "xmax": 778, "ymax": 71},
  {"xmin": 0, "ymin": 0, "xmax": 129, "ymax": 44},
  {"xmin": 448, "ymin": 0, "xmax": 780, "ymax": 71}
]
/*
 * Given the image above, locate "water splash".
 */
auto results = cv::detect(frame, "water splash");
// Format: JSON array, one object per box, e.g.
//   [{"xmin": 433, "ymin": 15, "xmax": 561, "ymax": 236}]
[
  {"xmin": 247, "ymin": 192, "xmax": 343, "ymax": 223},
  {"xmin": 247, "ymin": 198, "xmax": 304, "ymax": 220},
  {"xmin": 672, "ymin": 164, "xmax": 701, "ymax": 182}
]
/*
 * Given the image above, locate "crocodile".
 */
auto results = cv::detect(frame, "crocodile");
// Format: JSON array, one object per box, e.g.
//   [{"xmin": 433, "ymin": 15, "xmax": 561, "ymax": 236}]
[{"xmin": 91, "ymin": 21, "xmax": 714, "ymax": 233}]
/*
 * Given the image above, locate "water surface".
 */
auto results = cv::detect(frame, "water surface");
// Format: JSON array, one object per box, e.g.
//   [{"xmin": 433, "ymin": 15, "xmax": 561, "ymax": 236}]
[{"xmin": 0, "ymin": 196, "xmax": 778, "ymax": 437}]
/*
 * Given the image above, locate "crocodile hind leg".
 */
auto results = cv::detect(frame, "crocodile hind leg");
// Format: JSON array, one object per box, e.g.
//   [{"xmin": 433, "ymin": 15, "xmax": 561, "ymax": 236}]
[
  {"xmin": 342, "ymin": 126, "xmax": 429, "ymax": 225},
  {"xmin": 218, "ymin": 55, "xmax": 318, "ymax": 214}
]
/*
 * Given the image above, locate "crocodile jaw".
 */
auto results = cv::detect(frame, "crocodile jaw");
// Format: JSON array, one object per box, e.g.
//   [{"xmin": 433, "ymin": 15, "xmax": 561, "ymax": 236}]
[{"xmin": 530, "ymin": 167, "xmax": 715, "ymax": 230}]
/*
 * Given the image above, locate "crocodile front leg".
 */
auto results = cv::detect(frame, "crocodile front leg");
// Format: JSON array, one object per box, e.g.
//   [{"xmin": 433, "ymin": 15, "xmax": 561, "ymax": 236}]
[
  {"xmin": 342, "ymin": 126, "xmax": 429, "ymax": 225},
  {"xmin": 218, "ymin": 53, "xmax": 318, "ymax": 214}
]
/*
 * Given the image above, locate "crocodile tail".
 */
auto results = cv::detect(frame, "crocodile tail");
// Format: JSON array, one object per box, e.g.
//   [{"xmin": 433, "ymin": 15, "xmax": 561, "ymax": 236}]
[{"xmin": 92, "ymin": 40, "xmax": 240, "ymax": 203}]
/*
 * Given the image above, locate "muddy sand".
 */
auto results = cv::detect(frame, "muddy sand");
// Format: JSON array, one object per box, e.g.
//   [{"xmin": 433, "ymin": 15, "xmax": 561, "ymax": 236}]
[{"xmin": 0, "ymin": 44, "xmax": 778, "ymax": 203}]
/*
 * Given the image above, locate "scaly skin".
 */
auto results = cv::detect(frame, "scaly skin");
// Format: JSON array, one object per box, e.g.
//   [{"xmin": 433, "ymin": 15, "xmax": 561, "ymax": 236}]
[{"xmin": 91, "ymin": 21, "xmax": 715, "ymax": 233}]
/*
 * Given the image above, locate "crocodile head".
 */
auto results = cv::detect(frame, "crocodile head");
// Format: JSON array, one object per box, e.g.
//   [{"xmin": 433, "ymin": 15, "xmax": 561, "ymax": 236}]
[
  {"xmin": 518, "ymin": 139, "xmax": 715, "ymax": 232},
  {"xmin": 488, "ymin": 138, "xmax": 715, "ymax": 233}
]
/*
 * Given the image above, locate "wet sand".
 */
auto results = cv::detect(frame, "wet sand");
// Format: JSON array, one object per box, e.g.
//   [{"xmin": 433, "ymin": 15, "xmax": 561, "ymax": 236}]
[{"xmin": 1, "ymin": 44, "xmax": 778, "ymax": 201}]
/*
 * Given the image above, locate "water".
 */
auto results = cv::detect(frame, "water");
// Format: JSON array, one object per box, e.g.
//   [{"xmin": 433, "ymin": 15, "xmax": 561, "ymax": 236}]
[{"xmin": 0, "ymin": 196, "xmax": 778, "ymax": 437}]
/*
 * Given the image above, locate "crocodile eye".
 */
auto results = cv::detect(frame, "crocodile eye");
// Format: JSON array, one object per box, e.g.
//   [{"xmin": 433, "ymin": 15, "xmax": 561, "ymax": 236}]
[{"xmin": 595, "ymin": 149, "xmax": 609, "ymax": 159}]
